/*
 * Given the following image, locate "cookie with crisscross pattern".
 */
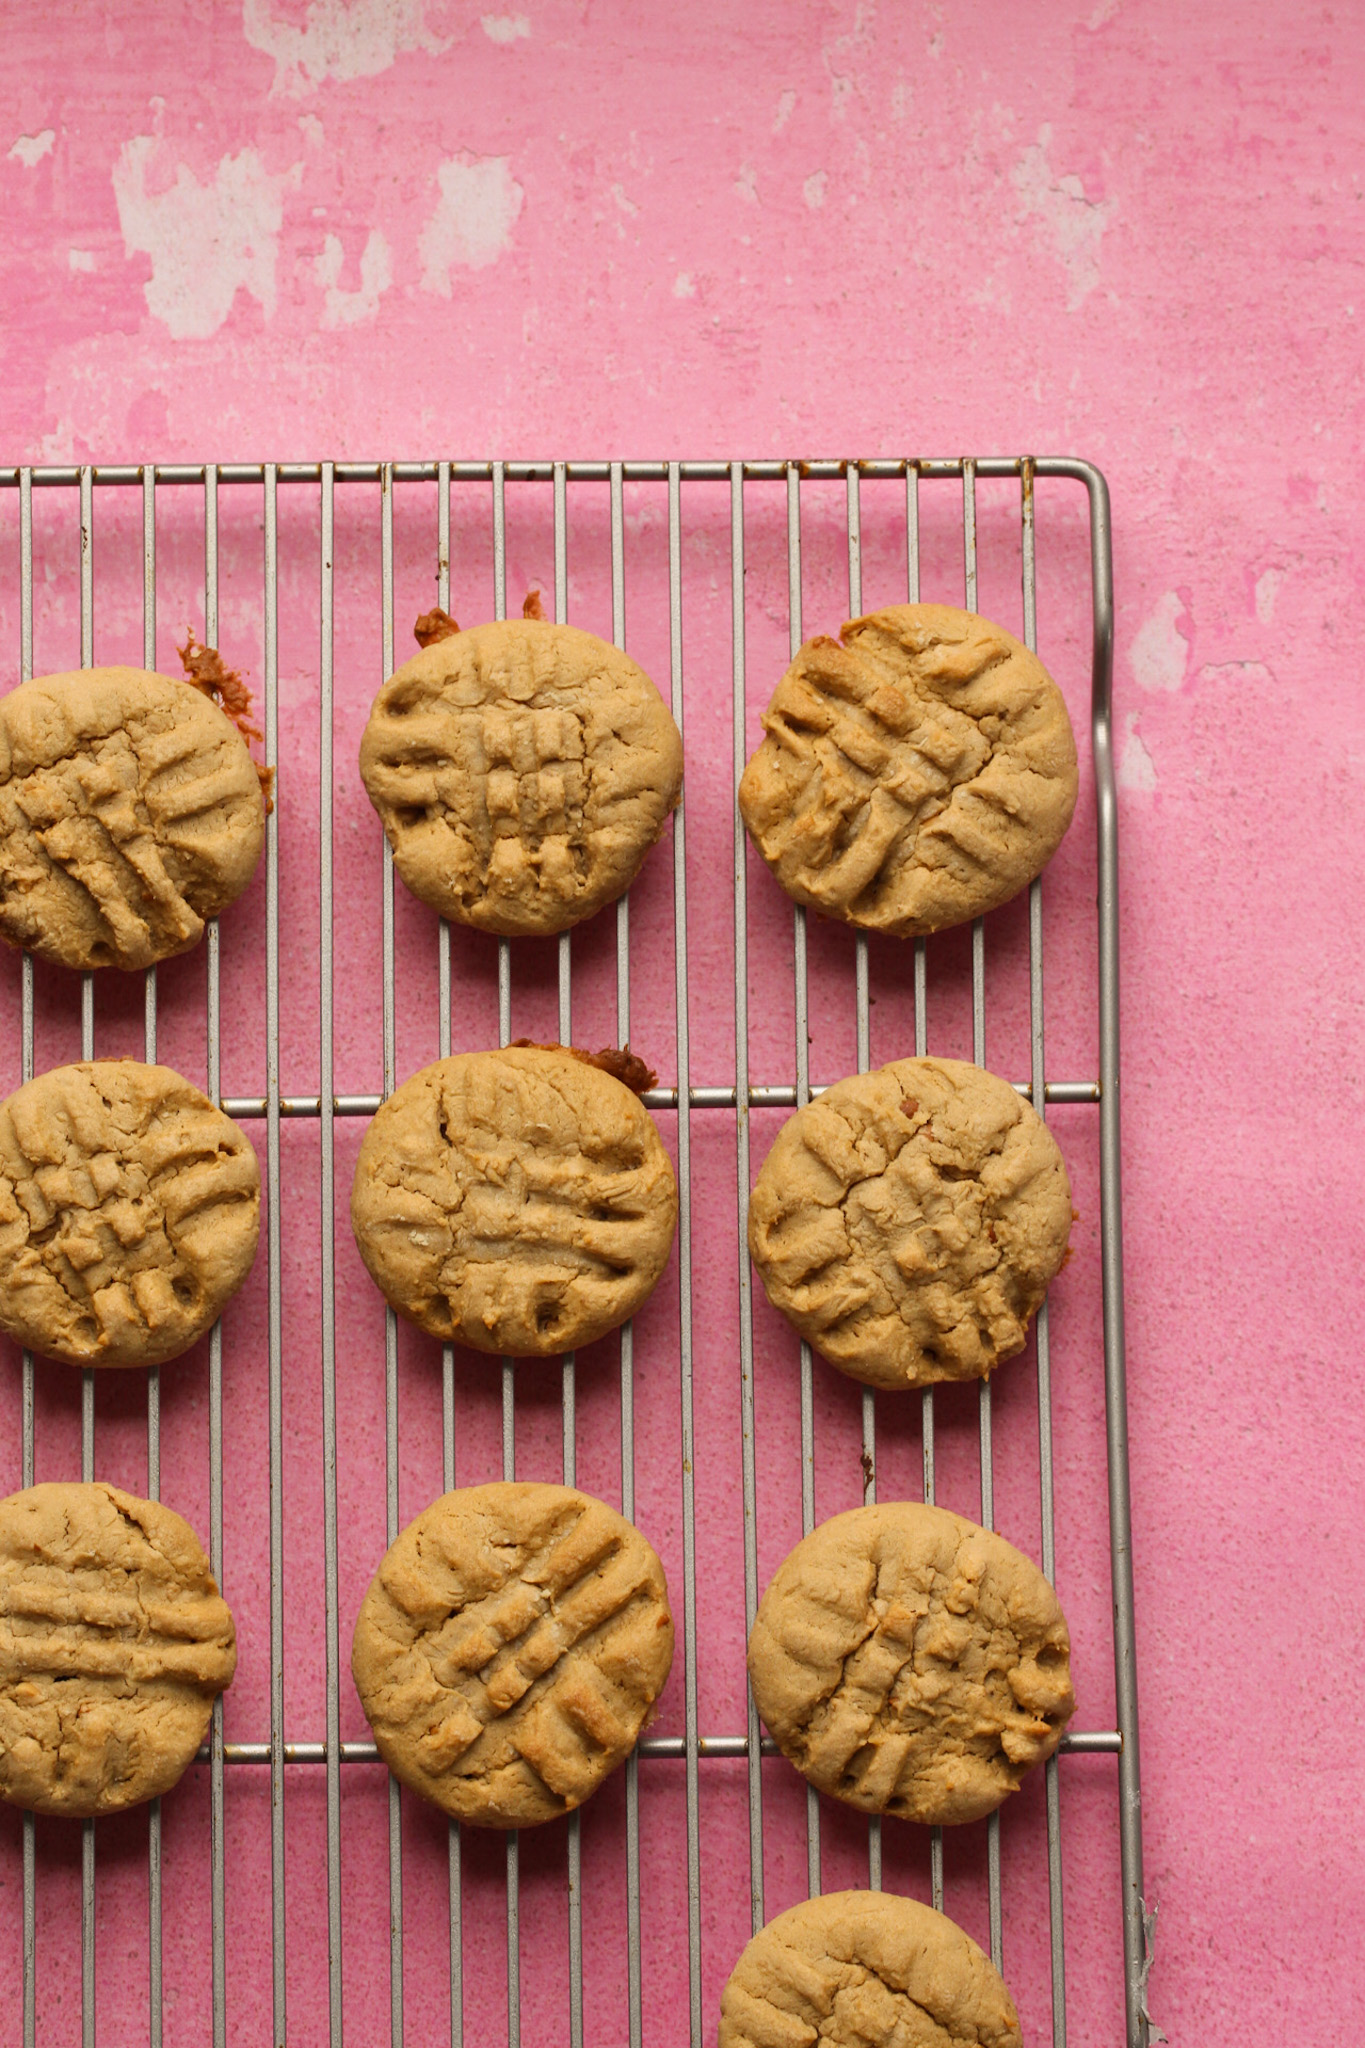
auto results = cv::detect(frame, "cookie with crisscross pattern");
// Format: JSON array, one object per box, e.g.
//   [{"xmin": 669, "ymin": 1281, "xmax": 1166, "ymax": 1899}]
[
  {"xmin": 738, "ymin": 604, "xmax": 1077, "ymax": 936},
  {"xmin": 360, "ymin": 612, "xmax": 682, "ymax": 936},
  {"xmin": 0, "ymin": 1060, "xmax": 260, "ymax": 1368},
  {"xmin": 0, "ymin": 667, "xmax": 264, "ymax": 971},
  {"xmin": 350, "ymin": 1045, "xmax": 676, "ymax": 1357},
  {"xmin": 0, "ymin": 1482, "xmax": 236, "ymax": 1817},
  {"xmin": 352, "ymin": 1482, "xmax": 673, "ymax": 1827},
  {"xmin": 719, "ymin": 1890, "xmax": 1021, "ymax": 2048},
  {"xmin": 748, "ymin": 1502, "xmax": 1073, "ymax": 1827}
]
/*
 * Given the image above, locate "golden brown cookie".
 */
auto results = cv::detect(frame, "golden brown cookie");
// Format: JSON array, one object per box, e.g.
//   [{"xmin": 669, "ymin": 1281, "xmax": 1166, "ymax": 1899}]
[
  {"xmin": 351, "ymin": 1482, "xmax": 673, "ymax": 1827},
  {"xmin": 358, "ymin": 613, "xmax": 683, "ymax": 936},
  {"xmin": 719, "ymin": 1890, "xmax": 1021, "ymax": 2048},
  {"xmin": 748, "ymin": 1056, "xmax": 1071, "ymax": 1391},
  {"xmin": 0, "ymin": 1481, "xmax": 236, "ymax": 1818},
  {"xmin": 350, "ymin": 1045, "xmax": 677, "ymax": 1357},
  {"xmin": 748, "ymin": 1502, "xmax": 1074, "ymax": 1827},
  {"xmin": 0, "ymin": 667, "xmax": 265, "ymax": 971},
  {"xmin": 738, "ymin": 604, "xmax": 1077, "ymax": 936},
  {"xmin": 0, "ymin": 1060, "xmax": 261, "ymax": 1368}
]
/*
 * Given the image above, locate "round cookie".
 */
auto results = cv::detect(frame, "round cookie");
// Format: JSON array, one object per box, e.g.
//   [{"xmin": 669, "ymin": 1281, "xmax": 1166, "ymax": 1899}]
[
  {"xmin": 748, "ymin": 1502, "xmax": 1074, "ymax": 1826},
  {"xmin": 738, "ymin": 603, "xmax": 1077, "ymax": 937},
  {"xmin": 0, "ymin": 666, "xmax": 265, "ymax": 971},
  {"xmin": 747, "ymin": 1056, "xmax": 1071, "ymax": 1391},
  {"xmin": 359, "ymin": 613, "xmax": 684, "ymax": 937},
  {"xmin": 351, "ymin": 1044, "xmax": 677, "ymax": 1357},
  {"xmin": 352, "ymin": 1481, "xmax": 674, "ymax": 1828},
  {"xmin": 0, "ymin": 1060, "xmax": 261, "ymax": 1368},
  {"xmin": 0, "ymin": 1481, "xmax": 236, "ymax": 1818},
  {"xmin": 719, "ymin": 1890, "xmax": 1021, "ymax": 2048}
]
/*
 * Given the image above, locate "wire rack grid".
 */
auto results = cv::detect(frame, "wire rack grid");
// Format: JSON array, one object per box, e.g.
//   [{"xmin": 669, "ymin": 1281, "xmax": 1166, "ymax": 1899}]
[{"xmin": 0, "ymin": 454, "xmax": 1146, "ymax": 2048}]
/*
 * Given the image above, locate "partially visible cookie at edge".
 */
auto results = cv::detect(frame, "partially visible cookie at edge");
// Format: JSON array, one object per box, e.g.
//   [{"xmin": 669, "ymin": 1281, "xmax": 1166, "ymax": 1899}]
[
  {"xmin": 358, "ymin": 611, "xmax": 683, "ymax": 937},
  {"xmin": 0, "ymin": 666, "xmax": 265, "ymax": 971},
  {"xmin": 738, "ymin": 603, "xmax": 1078, "ymax": 937},
  {"xmin": 352, "ymin": 1481, "xmax": 674, "ymax": 1827},
  {"xmin": 747, "ymin": 1055, "xmax": 1072, "ymax": 1392},
  {"xmin": 0, "ymin": 1060, "xmax": 261, "ymax": 1368},
  {"xmin": 748, "ymin": 1502, "xmax": 1074, "ymax": 1827},
  {"xmin": 351, "ymin": 1044, "xmax": 677, "ymax": 1357},
  {"xmin": 718, "ymin": 1890, "xmax": 1022, "ymax": 2048},
  {"xmin": 0, "ymin": 1481, "xmax": 236, "ymax": 1818}
]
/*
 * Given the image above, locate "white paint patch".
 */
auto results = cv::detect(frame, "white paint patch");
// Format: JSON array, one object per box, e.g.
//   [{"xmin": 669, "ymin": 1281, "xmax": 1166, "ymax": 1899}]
[
  {"xmin": 314, "ymin": 227, "xmax": 391, "ymax": 326},
  {"xmin": 672, "ymin": 271, "xmax": 695, "ymax": 299},
  {"xmin": 242, "ymin": 0, "xmax": 448, "ymax": 97},
  {"xmin": 803, "ymin": 171, "xmax": 827, "ymax": 209},
  {"xmin": 890, "ymin": 80, "xmax": 909, "ymax": 122},
  {"xmin": 298, "ymin": 114, "xmax": 325, "ymax": 146},
  {"xmin": 1011, "ymin": 126, "xmax": 1114, "ymax": 310},
  {"xmin": 773, "ymin": 90, "xmax": 795, "ymax": 133},
  {"xmin": 734, "ymin": 163, "xmax": 758, "ymax": 203},
  {"xmin": 1117, "ymin": 712, "xmax": 1156, "ymax": 793},
  {"xmin": 610, "ymin": 183, "xmax": 638, "ymax": 217},
  {"xmin": 481, "ymin": 13, "xmax": 529, "ymax": 40},
  {"xmin": 1254, "ymin": 566, "xmax": 1284, "ymax": 624},
  {"xmin": 112, "ymin": 137, "xmax": 300, "ymax": 340},
  {"xmin": 1088, "ymin": 0, "xmax": 1119, "ymax": 24},
  {"xmin": 9, "ymin": 129, "xmax": 55, "ymax": 168},
  {"xmin": 418, "ymin": 155, "xmax": 523, "ymax": 292},
  {"xmin": 1130, "ymin": 591, "xmax": 1187, "ymax": 693},
  {"xmin": 68, "ymin": 249, "xmax": 96, "ymax": 272}
]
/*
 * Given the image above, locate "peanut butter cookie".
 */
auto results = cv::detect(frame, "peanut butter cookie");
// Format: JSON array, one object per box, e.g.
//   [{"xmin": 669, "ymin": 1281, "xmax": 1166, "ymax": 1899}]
[
  {"xmin": 748, "ymin": 1056, "xmax": 1071, "ymax": 1391},
  {"xmin": 359, "ymin": 609, "xmax": 683, "ymax": 936},
  {"xmin": 719, "ymin": 1889, "xmax": 1021, "ymax": 2048},
  {"xmin": 351, "ymin": 1045, "xmax": 676, "ymax": 1357},
  {"xmin": 748, "ymin": 1502, "xmax": 1074, "ymax": 1826},
  {"xmin": 0, "ymin": 1481, "xmax": 236, "ymax": 1818},
  {"xmin": 352, "ymin": 1482, "xmax": 673, "ymax": 1827},
  {"xmin": 0, "ymin": 1060, "xmax": 261, "ymax": 1368},
  {"xmin": 0, "ymin": 667, "xmax": 265, "ymax": 970},
  {"xmin": 738, "ymin": 604, "xmax": 1077, "ymax": 936}
]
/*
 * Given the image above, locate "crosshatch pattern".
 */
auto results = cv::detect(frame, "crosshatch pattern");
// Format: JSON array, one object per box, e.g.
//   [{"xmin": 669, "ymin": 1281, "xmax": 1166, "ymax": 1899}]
[{"xmin": 0, "ymin": 459, "xmax": 1145, "ymax": 2048}]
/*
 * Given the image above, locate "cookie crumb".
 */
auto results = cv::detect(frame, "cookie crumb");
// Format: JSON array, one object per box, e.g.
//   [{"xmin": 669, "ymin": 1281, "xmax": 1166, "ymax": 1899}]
[
  {"xmin": 176, "ymin": 635, "xmax": 274, "ymax": 813},
  {"xmin": 522, "ymin": 588, "xmax": 546, "ymax": 620},
  {"xmin": 510, "ymin": 1038, "xmax": 658, "ymax": 1095},
  {"xmin": 414, "ymin": 608, "xmax": 460, "ymax": 647}
]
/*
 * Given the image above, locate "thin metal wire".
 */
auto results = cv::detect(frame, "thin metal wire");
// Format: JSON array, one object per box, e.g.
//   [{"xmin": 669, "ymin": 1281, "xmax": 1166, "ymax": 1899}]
[
  {"xmin": 785, "ymin": 463, "xmax": 820, "ymax": 1902},
  {"xmin": 318, "ymin": 462, "xmax": 344, "ymax": 2048},
  {"xmin": 844, "ymin": 464, "xmax": 881, "ymax": 1893},
  {"xmin": 140, "ymin": 462, "xmax": 164, "ymax": 2048},
  {"xmin": 18, "ymin": 465, "xmax": 35, "ymax": 2048},
  {"xmin": 262, "ymin": 465, "xmax": 288, "ymax": 2048},
  {"xmin": 489, "ymin": 459, "xmax": 519, "ymax": 2048},
  {"xmin": 436, "ymin": 454, "xmax": 463, "ymax": 2048},
  {"xmin": 669, "ymin": 463, "xmax": 703, "ymax": 2046},
  {"xmin": 203, "ymin": 464, "xmax": 228, "ymax": 2048},
  {"xmin": 906, "ymin": 466, "xmax": 944, "ymax": 1919},
  {"xmin": 731, "ymin": 461, "xmax": 764, "ymax": 1940},
  {"xmin": 377, "ymin": 462, "xmax": 404, "ymax": 2048},
  {"xmin": 1020, "ymin": 457, "xmax": 1069, "ymax": 2047},
  {"xmin": 77, "ymin": 460, "xmax": 96, "ymax": 2048},
  {"xmin": 610, "ymin": 458, "xmax": 645, "ymax": 2048}
]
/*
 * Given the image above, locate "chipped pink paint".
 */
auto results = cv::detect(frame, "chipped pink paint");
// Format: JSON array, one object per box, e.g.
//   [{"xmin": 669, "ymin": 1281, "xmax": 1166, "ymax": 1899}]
[{"xmin": 1, "ymin": 1, "xmax": 1363, "ymax": 2043}]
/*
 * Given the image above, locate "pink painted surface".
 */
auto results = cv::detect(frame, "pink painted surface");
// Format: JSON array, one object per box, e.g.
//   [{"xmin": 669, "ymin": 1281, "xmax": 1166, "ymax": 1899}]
[{"xmin": 0, "ymin": 2, "xmax": 1362, "ymax": 2042}]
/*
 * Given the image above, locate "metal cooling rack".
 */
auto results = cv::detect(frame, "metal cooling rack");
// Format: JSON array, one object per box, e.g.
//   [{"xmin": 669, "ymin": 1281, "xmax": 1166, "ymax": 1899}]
[{"xmin": 0, "ymin": 456, "xmax": 1147, "ymax": 2048}]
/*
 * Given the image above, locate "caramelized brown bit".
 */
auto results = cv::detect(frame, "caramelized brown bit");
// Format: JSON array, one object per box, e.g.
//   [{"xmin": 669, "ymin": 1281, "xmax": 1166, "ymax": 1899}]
[
  {"xmin": 510, "ymin": 1039, "xmax": 658, "ymax": 1096},
  {"xmin": 899, "ymin": 1097, "xmax": 919, "ymax": 1119},
  {"xmin": 176, "ymin": 636, "xmax": 273, "ymax": 813},
  {"xmin": 413, "ymin": 608, "xmax": 460, "ymax": 647},
  {"xmin": 522, "ymin": 588, "xmax": 546, "ymax": 621}
]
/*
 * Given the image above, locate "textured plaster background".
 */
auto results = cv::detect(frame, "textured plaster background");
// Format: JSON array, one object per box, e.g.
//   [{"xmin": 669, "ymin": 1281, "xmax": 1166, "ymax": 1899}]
[{"xmin": 0, "ymin": 1, "xmax": 1363, "ymax": 2042}]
